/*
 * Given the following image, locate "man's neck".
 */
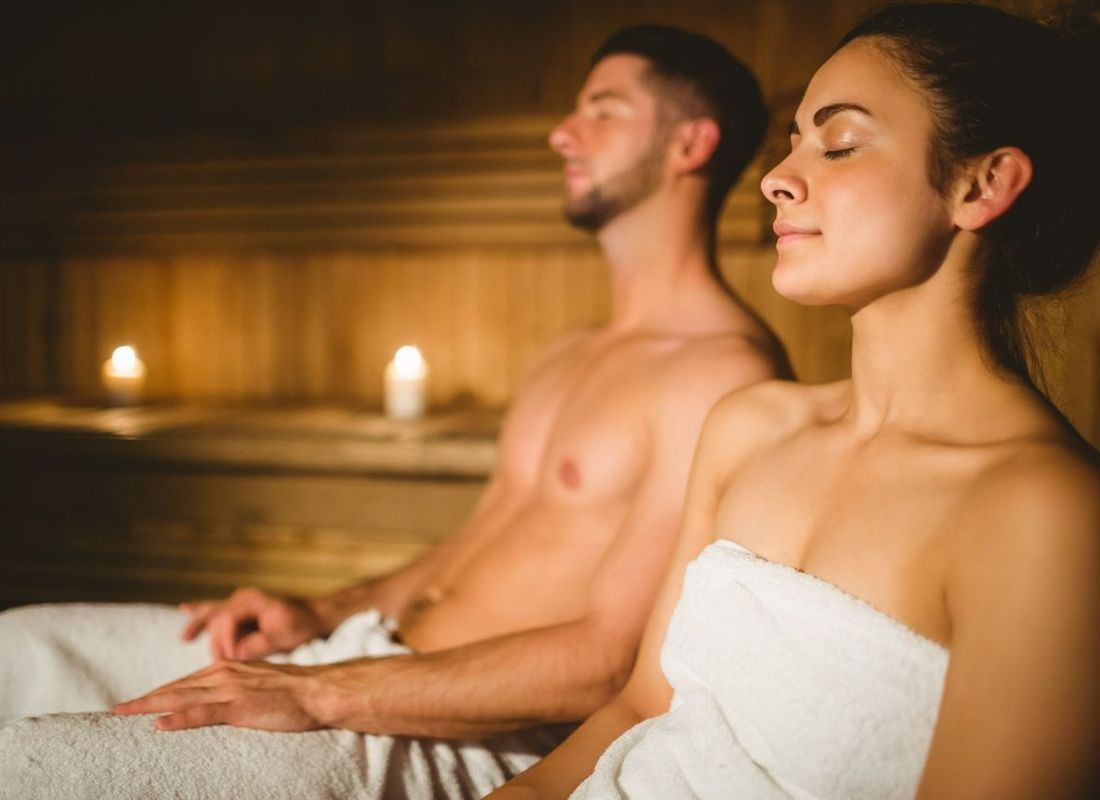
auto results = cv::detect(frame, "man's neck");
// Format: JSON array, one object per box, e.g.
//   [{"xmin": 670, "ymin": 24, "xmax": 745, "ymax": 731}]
[{"xmin": 594, "ymin": 193, "xmax": 728, "ymax": 335}]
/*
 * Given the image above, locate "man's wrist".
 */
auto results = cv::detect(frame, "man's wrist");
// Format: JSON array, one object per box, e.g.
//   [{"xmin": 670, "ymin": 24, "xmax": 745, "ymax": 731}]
[
  {"xmin": 305, "ymin": 594, "xmax": 347, "ymax": 635},
  {"xmin": 307, "ymin": 580, "xmax": 380, "ymax": 635},
  {"xmin": 304, "ymin": 659, "xmax": 380, "ymax": 731}
]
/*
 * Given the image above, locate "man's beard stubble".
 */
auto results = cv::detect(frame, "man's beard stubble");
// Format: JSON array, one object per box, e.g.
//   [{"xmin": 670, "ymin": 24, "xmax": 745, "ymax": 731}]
[{"xmin": 562, "ymin": 142, "xmax": 666, "ymax": 233}]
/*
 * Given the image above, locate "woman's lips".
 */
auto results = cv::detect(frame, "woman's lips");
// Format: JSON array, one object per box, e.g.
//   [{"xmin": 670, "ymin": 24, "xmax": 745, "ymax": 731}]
[{"xmin": 773, "ymin": 221, "xmax": 820, "ymax": 246}]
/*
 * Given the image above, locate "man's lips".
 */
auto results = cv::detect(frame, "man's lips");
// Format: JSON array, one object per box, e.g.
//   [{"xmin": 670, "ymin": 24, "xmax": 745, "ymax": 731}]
[
  {"xmin": 772, "ymin": 220, "xmax": 820, "ymax": 245},
  {"xmin": 563, "ymin": 164, "xmax": 587, "ymax": 184}
]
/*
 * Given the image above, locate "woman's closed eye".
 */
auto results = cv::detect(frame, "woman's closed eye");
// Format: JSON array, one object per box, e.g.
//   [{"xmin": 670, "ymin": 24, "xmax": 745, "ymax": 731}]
[{"xmin": 823, "ymin": 147, "xmax": 857, "ymax": 160}]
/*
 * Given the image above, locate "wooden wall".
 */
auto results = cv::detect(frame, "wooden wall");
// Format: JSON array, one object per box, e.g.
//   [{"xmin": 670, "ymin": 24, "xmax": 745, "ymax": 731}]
[{"xmin": 1, "ymin": 0, "xmax": 1096, "ymax": 445}]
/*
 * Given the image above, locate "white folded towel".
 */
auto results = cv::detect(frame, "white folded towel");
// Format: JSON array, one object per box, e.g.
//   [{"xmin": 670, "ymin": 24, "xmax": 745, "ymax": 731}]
[
  {"xmin": 0, "ymin": 604, "xmax": 569, "ymax": 799},
  {"xmin": 573, "ymin": 540, "xmax": 949, "ymax": 799},
  {"xmin": 1, "ymin": 603, "xmax": 211, "ymax": 725}
]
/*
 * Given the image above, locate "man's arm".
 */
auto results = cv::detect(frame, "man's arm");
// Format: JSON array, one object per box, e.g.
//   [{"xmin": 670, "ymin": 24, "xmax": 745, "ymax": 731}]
[
  {"xmin": 296, "ymin": 328, "xmax": 594, "ymax": 633},
  {"xmin": 117, "ymin": 437, "xmax": 686, "ymax": 736},
  {"xmin": 119, "ymin": 346, "xmax": 779, "ymax": 736},
  {"xmin": 178, "ymin": 474, "xmax": 512, "ymax": 660},
  {"xmin": 177, "ymin": 335, "xmax": 584, "ymax": 661},
  {"xmin": 310, "ymin": 476, "xmax": 512, "ymax": 624}
]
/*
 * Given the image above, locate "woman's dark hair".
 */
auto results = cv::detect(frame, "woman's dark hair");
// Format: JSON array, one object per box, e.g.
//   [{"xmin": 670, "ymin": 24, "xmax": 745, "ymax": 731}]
[
  {"xmin": 592, "ymin": 24, "xmax": 768, "ymax": 223},
  {"xmin": 840, "ymin": 3, "xmax": 1099, "ymax": 384}
]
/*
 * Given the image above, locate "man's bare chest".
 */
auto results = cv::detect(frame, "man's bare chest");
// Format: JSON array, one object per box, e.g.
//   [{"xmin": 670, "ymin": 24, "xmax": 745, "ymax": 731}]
[{"xmin": 496, "ymin": 356, "xmax": 654, "ymax": 506}]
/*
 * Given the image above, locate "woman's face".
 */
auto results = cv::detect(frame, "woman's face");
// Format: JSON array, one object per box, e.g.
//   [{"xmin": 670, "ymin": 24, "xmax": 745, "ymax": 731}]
[{"xmin": 760, "ymin": 39, "xmax": 957, "ymax": 311}]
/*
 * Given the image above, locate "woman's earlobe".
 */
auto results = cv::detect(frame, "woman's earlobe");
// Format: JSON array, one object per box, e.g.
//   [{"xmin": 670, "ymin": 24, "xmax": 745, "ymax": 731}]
[{"xmin": 953, "ymin": 147, "xmax": 1033, "ymax": 231}]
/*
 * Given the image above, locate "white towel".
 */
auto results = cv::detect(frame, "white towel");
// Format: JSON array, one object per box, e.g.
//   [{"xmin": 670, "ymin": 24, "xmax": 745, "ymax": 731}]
[
  {"xmin": 0, "ymin": 604, "xmax": 570, "ymax": 799},
  {"xmin": 573, "ymin": 540, "xmax": 949, "ymax": 799},
  {"xmin": 1, "ymin": 603, "xmax": 212, "ymax": 724}
]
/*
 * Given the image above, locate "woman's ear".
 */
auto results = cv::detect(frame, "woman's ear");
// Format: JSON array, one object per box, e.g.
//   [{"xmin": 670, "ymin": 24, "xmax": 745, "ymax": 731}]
[
  {"xmin": 669, "ymin": 117, "xmax": 721, "ymax": 175},
  {"xmin": 953, "ymin": 147, "xmax": 1033, "ymax": 231}
]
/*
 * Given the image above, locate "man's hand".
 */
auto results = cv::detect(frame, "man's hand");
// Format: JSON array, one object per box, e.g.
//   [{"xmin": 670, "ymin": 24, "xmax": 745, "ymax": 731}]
[
  {"xmin": 179, "ymin": 587, "xmax": 329, "ymax": 661},
  {"xmin": 112, "ymin": 660, "xmax": 328, "ymax": 732}
]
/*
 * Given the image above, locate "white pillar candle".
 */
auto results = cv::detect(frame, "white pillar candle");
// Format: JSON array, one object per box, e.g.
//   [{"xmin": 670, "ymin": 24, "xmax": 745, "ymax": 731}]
[
  {"xmin": 384, "ymin": 345, "xmax": 429, "ymax": 419},
  {"xmin": 101, "ymin": 345, "xmax": 146, "ymax": 405}
]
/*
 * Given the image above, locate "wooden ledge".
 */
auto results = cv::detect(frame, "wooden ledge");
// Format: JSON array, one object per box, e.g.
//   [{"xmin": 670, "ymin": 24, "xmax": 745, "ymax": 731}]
[{"xmin": 0, "ymin": 399, "xmax": 499, "ymax": 479}]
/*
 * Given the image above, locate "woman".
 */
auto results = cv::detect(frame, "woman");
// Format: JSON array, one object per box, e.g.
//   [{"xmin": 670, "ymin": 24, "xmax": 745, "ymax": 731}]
[{"xmin": 491, "ymin": 4, "xmax": 1099, "ymax": 798}]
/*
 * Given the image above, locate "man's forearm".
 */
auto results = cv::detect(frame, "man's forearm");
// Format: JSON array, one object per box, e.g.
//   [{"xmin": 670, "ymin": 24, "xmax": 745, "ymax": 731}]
[
  {"xmin": 307, "ymin": 618, "xmax": 633, "ymax": 738},
  {"xmin": 309, "ymin": 540, "xmax": 455, "ymax": 627},
  {"xmin": 308, "ymin": 577, "xmax": 402, "ymax": 629}
]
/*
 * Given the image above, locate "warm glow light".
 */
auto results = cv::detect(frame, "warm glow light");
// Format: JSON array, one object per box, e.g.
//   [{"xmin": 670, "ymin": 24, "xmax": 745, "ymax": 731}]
[
  {"xmin": 102, "ymin": 344, "xmax": 146, "ymax": 405},
  {"xmin": 384, "ymin": 344, "xmax": 429, "ymax": 419},
  {"xmin": 109, "ymin": 345, "xmax": 142, "ymax": 376},
  {"xmin": 393, "ymin": 345, "xmax": 427, "ymax": 378}
]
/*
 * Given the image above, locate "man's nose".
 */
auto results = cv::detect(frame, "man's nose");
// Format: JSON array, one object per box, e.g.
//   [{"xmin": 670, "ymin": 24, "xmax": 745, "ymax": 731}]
[{"xmin": 548, "ymin": 114, "xmax": 578, "ymax": 155}]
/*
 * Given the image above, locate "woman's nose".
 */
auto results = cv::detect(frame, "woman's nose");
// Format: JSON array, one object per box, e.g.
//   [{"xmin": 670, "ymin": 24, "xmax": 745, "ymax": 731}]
[{"xmin": 760, "ymin": 160, "xmax": 806, "ymax": 205}]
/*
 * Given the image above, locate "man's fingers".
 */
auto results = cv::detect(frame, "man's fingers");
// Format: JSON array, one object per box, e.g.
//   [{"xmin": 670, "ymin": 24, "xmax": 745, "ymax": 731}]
[
  {"xmin": 179, "ymin": 604, "xmax": 215, "ymax": 642},
  {"xmin": 154, "ymin": 702, "xmax": 232, "ymax": 731},
  {"xmin": 235, "ymin": 631, "xmax": 275, "ymax": 660},
  {"xmin": 113, "ymin": 685, "xmax": 221, "ymax": 716},
  {"xmin": 208, "ymin": 613, "xmax": 242, "ymax": 661},
  {"xmin": 114, "ymin": 660, "xmax": 238, "ymax": 712}
]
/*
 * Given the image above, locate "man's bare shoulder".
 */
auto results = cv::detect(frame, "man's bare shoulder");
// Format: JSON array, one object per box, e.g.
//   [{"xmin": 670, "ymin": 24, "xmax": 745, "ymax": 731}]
[
  {"xmin": 519, "ymin": 328, "xmax": 598, "ymax": 382},
  {"xmin": 655, "ymin": 329, "xmax": 786, "ymax": 388},
  {"xmin": 636, "ymin": 328, "xmax": 785, "ymax": 409}
]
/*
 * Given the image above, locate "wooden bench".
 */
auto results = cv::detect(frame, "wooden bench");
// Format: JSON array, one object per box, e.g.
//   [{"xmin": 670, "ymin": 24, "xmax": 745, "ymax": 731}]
[{"xmin": 0, "ymin": 400, "xmax": 496, "ymax": 609}]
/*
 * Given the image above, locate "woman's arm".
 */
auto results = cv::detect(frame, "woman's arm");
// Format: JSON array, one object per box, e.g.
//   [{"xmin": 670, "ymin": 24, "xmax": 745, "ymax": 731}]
[{"xmin": 917, "ymin": 454, "xmax": 1100, "ymax": 799}]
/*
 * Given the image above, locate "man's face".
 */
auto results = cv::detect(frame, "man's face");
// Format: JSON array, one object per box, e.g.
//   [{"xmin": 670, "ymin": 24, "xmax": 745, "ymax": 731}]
[{"xmin": 549, "ymin": 54, "xmax": 671, "ymax": 232}]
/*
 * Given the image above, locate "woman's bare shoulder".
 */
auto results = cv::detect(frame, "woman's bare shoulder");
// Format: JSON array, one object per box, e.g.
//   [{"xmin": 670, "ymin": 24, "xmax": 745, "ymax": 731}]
[
  {"xmin": 972, "ymin": 433, "xmax": 1098, "ymax": 525},
  {"xmin": 695, "ymin": 379, "xmax": 849, "ymax": 469},
  {"xmin": 708, "ymin": 378, "xmax": 849, "ymax": 436},
  {"xmin": 951, "ymin": 434, "xmax": 1100, "ymax": 593}
]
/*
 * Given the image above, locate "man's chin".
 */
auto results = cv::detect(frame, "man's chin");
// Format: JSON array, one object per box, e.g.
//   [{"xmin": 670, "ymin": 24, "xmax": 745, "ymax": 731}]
[
  {"xmin": 562, "ymin": 200, "xmax": 616, "ymax": 233},
  {"xmin": 563, "ymin": 210, "xmax": 604, "ymax": 233}
]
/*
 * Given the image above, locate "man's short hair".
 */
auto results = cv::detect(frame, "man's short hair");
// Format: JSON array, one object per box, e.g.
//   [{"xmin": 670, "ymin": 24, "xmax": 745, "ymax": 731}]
[{"xmin": 591, "ymin": 24, "xmax": 768, "ymax": 220}]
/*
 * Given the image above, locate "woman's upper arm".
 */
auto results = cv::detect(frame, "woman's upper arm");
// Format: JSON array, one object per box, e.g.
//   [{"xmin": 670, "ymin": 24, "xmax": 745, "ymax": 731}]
[
  {"xmin": 619, "ymin": 388, "xmax": 777, "ymax": 715},
  {"xmin": 917, "ymin": 461, "xmax": 1100, "ymax": 799}
]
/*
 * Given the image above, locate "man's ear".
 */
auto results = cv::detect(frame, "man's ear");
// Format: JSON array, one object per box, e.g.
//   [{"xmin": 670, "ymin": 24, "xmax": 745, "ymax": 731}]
[
  {"xmin": 953, "ymin": 147, "xmax": 1033, "ymax": 231},
  {"xmin": 669, "ymin": 117, "xmax": 720, "ymax": 175}
]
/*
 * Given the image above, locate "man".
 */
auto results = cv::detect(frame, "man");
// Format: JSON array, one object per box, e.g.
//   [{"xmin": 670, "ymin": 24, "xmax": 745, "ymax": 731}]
[{"xmin": 0, "ymin": 24, "xmax": 788, "ymax": 798}]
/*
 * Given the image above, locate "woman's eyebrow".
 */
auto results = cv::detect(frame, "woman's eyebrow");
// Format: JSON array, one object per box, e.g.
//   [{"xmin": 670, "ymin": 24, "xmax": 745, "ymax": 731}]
[
  {"xmin": 789, "ymin": 102, "xmax": 873, "ymax": 137},
  {"xmin": 812, "ymin": 102, "xmax": 872, "ymax": 127}
]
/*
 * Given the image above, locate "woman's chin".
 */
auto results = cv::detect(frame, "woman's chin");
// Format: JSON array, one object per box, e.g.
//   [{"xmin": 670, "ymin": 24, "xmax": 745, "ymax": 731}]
[{"xmin": 771, "ymin": 269, "xmax": 832, "ymax": 307}]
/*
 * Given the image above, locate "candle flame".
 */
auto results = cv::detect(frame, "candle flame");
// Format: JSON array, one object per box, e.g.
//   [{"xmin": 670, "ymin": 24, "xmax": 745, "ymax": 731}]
[
  {"xmin": 109, "ymin": 345, "xmax": 143, "ymax": 376},
  {"xmin": 393, "ymin": 345, "xmax": 427, "ymax": 378}
]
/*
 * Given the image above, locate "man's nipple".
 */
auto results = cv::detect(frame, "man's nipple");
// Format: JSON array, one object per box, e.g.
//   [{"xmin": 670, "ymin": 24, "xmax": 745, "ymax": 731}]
[{"xmin": 559, "ymin": 458, "xmax": 581, "ymax": 489}]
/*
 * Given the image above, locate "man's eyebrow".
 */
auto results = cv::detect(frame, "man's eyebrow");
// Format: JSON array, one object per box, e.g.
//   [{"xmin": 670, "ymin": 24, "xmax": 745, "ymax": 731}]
[
  {"xmin": 584, "ymin": 89, "xmax": 630, "ymax": 104},
  {"xmin": 788, "ymin": 102, "xmax": 873, "ymax": 136}
]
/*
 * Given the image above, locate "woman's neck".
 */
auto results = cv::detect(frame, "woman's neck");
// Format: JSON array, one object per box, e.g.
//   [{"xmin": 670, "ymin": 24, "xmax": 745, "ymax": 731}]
[{"xmin": 841, "ymin": 262, "xmax": 1032, "ymax": 443}]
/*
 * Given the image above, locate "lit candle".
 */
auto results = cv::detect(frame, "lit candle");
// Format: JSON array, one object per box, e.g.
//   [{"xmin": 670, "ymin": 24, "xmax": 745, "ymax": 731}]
[
  {"xmin": 384, "ymin": 345, "xmax": 428, "ymax": 419},
  {"xmin": 101, "ymin": 345, "xmax": 146, "ymax": 405}
]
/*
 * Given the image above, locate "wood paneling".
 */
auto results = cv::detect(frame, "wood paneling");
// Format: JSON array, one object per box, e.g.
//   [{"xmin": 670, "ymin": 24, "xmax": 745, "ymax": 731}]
[
  {"xmin": 0, "ymin": 475, "xmax": 482, "ymax": 608},
  {"xmin": 1, "ymin": 0, "xmax": 1096, "ymax": 447}
]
